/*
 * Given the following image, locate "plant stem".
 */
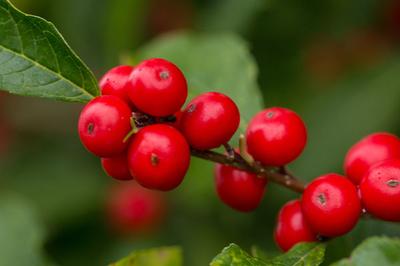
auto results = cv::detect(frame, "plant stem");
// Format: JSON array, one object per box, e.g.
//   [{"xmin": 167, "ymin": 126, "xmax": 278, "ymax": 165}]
[{"xmin": 190, "ymin": 148, "xmax": 306, "ymax": 193}]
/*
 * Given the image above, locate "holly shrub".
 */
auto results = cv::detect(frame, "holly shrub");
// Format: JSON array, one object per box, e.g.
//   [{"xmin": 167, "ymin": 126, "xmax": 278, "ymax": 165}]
[{"xmin": 1, "ymin": 0, "xmax": 400, "ymax": 265}]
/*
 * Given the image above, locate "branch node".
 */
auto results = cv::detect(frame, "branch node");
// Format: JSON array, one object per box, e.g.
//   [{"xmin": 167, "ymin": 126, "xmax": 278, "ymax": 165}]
[
  {"xmin": 223, "ymin": 143, "xmax": 235, "ymax": 161},
  {"xmin": 190, "ymin": 141, "xmax": 306, "ymax": 193}
]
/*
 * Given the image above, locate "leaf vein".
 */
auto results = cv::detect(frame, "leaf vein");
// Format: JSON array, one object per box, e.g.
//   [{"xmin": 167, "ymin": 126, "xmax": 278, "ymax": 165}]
[{"xmin": 0, "ymin": 45, "xmax": 93, "ymax": 98}]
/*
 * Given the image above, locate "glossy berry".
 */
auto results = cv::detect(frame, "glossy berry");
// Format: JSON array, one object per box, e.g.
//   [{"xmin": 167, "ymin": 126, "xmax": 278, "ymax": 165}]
[
  {"xmin": 78, "ymin": 95, "xmax": 132, "ymax": 157},
  {"xmin": 128, "ymin": 124, "xmax": 190, "ymax": 191},
  {"xmin": 180, "ymin": 92, "xmax": 240, "ymax": 150},
  {"xmin": 344, "ymin": 132, "xmax": 400, "ymax": 184},
  {"xmin": 214, "ymin": 164, "xmax": 267, "ymax": 212},
  {"xmin": 360, "ymin": 159, "xmax": 400, "ymax": 221},
  {"xmin": 128, "ymin": 58, "xmax": 187, "ymax": 116},
  {"xmin": 99, "ymin": 65, "xmax": 134, "ymax": 104},
  {"xmin": 274, "ymin": 199, "xmax": 317, "ymax": 252},
  {"xmin": 301, "ymin": 173, "xmax": 361, "ymax": 237},
  {"xmin": 101, "ymin": 154, "xmax": 132, "ymax": 181},
  {"xmin": 106, "ymin": 182, "xmax": 166, "ymax": 235},
  {"xmin": 246, "ymin": 107, "xmax": 307, "ymax": 166}
]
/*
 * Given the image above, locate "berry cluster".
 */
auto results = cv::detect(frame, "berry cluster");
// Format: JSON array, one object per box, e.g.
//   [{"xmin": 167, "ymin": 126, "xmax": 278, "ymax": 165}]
[
  {"xmin": 78, "ymin": 58, "xmax": 240, "ymax": 191},
  {"xmin": 275, "ymin": 132, "xmax": 400, "ymax": 251},
  {"xmin": 77, "ymin": 58, "xmax": 400, "ymax": 252}
]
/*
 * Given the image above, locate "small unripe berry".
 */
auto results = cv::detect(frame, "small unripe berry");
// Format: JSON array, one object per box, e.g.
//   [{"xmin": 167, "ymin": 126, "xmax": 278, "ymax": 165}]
[
  {"xmin": 101, "ymin": 154, "xmax": 133, "ymax": 181},
  {"xmin": 180, "ymin": 92, "xmax": 240, "ymax": 150},
  {"xmin": 246, "ymin": 107, "xmax": 307, "ymax": 166},
  {"xmin": 344, "ymin": 132, "xmax": 400, "ymax": 184},
  {"xmin": 214, "ymin": 164, "xmax": 267, "ymax": 212},
  {"xmin": 99, "ymin": 65, "xmax": 134, "ymax": 104},
  {"xmin": 360, "ymin": 159, "xmax": 400, "ymax": 221},
  {"xmin": 301, "ymin": 173, "xmax": 361, "ymax": 237},
  {"xmin": 274, "ymin": 199, "xmax": 317, "ymax": 252},
  {"xmin": 78, "ymin": 95, "xmax": 132, "ymax": 157},
  {"xmin": 106, "ymin": 182, "xmax": 166, "ymax": 235},
  {"xmin": 128, "ymin": 124, "xmax": 190, "ymax": 191},
  {"xmin": 128, "ymin": 58, "xmax": 187, "ymax": 116}
]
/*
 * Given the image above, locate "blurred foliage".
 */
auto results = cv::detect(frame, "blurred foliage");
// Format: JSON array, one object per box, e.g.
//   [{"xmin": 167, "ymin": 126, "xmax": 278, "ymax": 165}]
[
  {"xmin": 103, "ymin": 0, "xmax": 148, "ymax": 66},
  {"xmin": 1, "ymin": 0, "xmax": 400, "ymax": 265},
  {"xmin": 0, "ymin": 193, "xmax": 54, "ymax": 266},
  {"xmin": 111, "ymin": 242, "xmax": 327, "ymax": 266},
  {"xmin": 265, "ymin": 243, "xmax": 325, "ymax": 266},
  {"xmin": 110, "ymin": 246, "xmax": 182, "ymax": 266},
  {"xmin": 112, "ymin": 237, "xmax": 400, "ymax": 266},
  {"xmin": 211, "ymin": 243, "xmax": 269, "ymax": 266},
  {"xmin": 197, "ymin": 0, "xmax": 269, "ymax": 34},
  {"xmin": 291, "ymin": 59, "xmax": 400, "ymax": 180},
  {"xmin": 331, "ymin": 237, "xmax": 400, "ymax": 266},
  {"xmin": 0, "ymin": 133, "xmax": 106, "ymax": 226},
  {"xmin": 135, "ymin": 31, "xmax": 263, "ymax": 140}
]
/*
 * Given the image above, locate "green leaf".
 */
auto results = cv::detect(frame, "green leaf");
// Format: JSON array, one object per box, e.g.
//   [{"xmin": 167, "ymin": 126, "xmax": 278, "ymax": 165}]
[
  {"xmin": 210, "ymin": 243, "xmax": 325, "ymax": 266},
  {"xmin": 266, "ymin": 242, "xmax": 326, "ymax": 266},
  {"xmin": 330, "ymin": 237, "xmax": 400, "ymax": 266},
  {"xmin": 0, "ymin": 193, "xmax": 54, "ymax": 266},
  {"xmin": 0, "ymin": 0, "xmax": 99, "ymax": 102},
  {"xmin": 109, "ymin": 246, "xmax": 182, "ymax": 266},
  {"xmin": 210, "ymin": 243, "xmax": 268, "ymax": 266},
  {"xmin": 136, "ymin": 32, "xmax": 264, "ymax": 145}
]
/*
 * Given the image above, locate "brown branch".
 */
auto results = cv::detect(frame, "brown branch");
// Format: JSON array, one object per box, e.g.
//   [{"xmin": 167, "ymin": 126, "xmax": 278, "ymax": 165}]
[{"xmin": 190, "ymin": 148, "xmax": 306, "ymax": 193}]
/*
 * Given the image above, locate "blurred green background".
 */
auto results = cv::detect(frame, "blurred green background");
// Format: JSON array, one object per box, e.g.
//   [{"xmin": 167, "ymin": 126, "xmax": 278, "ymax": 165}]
[{"xmin": 1, "ymin": 0, "xmax": 400, "ymax": 265}]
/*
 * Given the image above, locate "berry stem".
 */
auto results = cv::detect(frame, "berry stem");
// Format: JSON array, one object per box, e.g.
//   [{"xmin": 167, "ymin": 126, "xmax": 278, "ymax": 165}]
[
  {"xmin": 123, "ymin": 117, "xmax": 139, "ymax": 143},
  {"xmin": 190, "ymin": 148, "xmax": 306, "ymax": 193}
]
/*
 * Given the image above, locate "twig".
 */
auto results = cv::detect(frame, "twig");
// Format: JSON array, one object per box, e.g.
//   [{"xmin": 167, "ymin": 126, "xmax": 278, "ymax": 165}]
[{"xmin": 190, "ymin": 148, "xmax": 306, "ymax": 193}]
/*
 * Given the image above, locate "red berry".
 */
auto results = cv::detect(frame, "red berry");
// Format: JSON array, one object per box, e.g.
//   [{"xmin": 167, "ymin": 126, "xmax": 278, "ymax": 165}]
[
  {"xmin": 246, "ymin": 107, "xmax": 307, "ymax": 166},
  {"xmin": 128, "ymin": 58, "xmax": 187, "ymax": 116},
  {"xmin": 180, "ymin": 92, "xmax": 240, "ymax": 150},
  {"xmin": 106, "ymin": 182, "xmax": 166, "ymax": 235},
  {"xmin": 274, "ymin": 199, "xmax": 317, "ymax": 252},
  {"xmin": 360, "ymin": 159, "xmax": 400, "ymax": 221},
  {"xmin": 344, "ymin": 132, "xmax": 400, "ymax": 184},
  {"xmin": 99, "ymin": 65, "xmax": 134, "ymax": 104},
  {"xmin": 101, "ymin": 153, "xmax": 133, "ymax": 181},
  {"xmin": 128, "ymin": 124, "xmax": 190, "ymax": 191},
  {"xmin": 301, "ymin": 173, "xmax": 361, "ymax": 237},
  {"xmin": 214, "ymin": 164, "xmax": 267, "ymax": 212},
  {"xmin": 78, "ymin": 95, "xmax": 132, "ymax": 157}
]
